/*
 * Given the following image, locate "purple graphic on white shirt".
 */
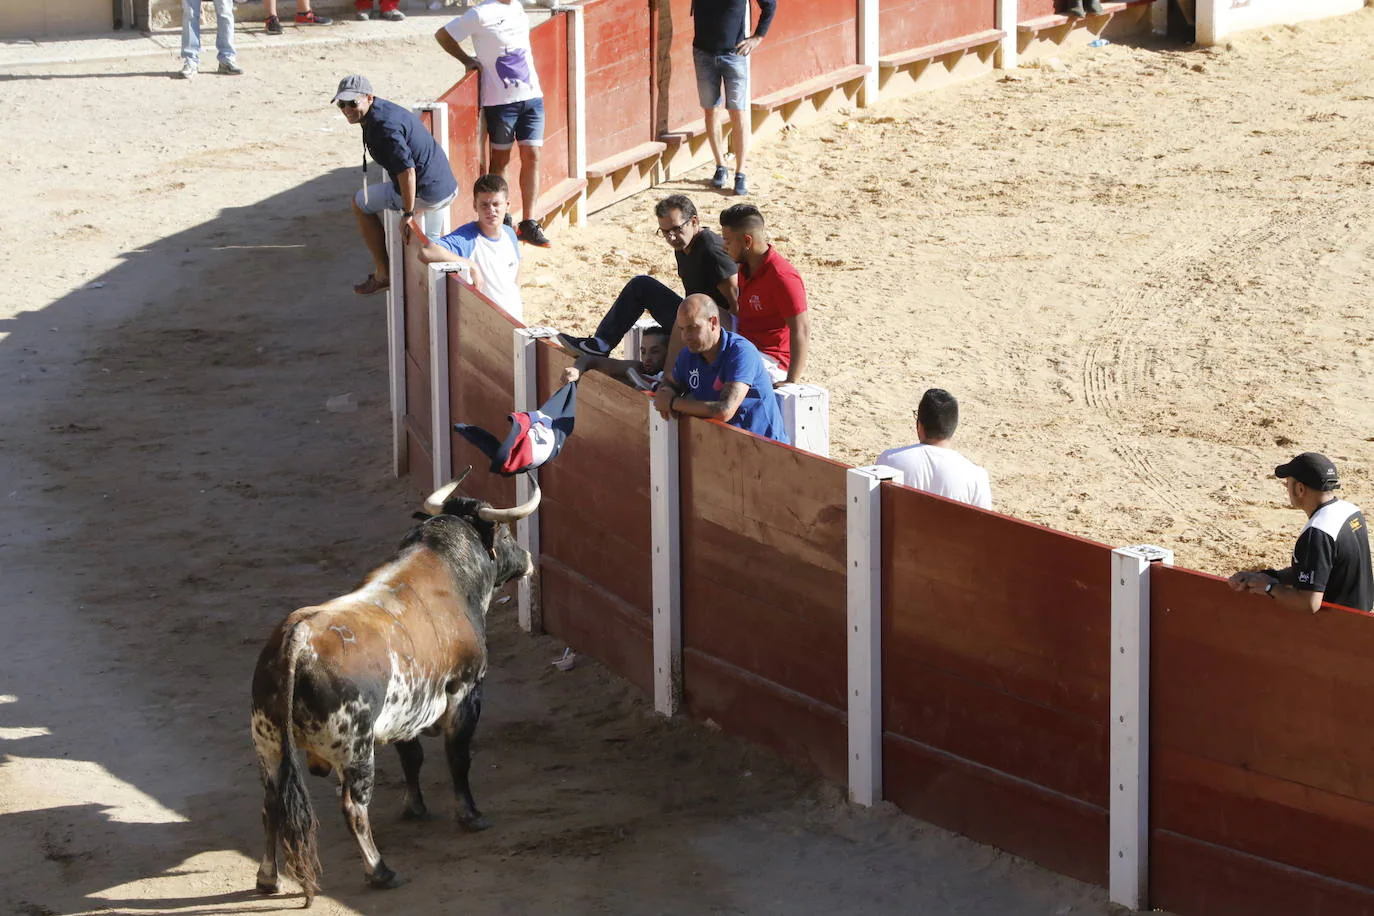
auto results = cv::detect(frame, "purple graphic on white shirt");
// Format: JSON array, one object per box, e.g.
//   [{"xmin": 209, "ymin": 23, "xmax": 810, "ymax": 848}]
[{"xmin": 495, "ymin": 48, "xmax": 531, "ymax": 89}]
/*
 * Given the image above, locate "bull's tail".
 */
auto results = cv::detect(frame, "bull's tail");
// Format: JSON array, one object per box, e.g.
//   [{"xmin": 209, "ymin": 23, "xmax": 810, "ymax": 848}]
[{"xmin": 273, "ymin": 623, "xmax": 322, "ymax": 907}]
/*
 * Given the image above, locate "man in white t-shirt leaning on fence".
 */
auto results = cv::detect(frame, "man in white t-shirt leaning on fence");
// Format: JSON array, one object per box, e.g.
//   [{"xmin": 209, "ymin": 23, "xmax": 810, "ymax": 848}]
[
  {"xmin": 436, "ymin": 0, "xmax": 551, "ymax": 247},
  {"xmin": 876, "ymin": 388, "xmax": 992, "ymax": 510},
  {"xmin": 418, "ymin": 174, "xmax": 524, "ymax": 322}
]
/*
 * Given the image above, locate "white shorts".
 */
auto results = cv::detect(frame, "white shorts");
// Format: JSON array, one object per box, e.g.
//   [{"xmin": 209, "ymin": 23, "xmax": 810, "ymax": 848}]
[{"xmin": 354, "ymin": 182, "xmax": 455, "ymax": 236}]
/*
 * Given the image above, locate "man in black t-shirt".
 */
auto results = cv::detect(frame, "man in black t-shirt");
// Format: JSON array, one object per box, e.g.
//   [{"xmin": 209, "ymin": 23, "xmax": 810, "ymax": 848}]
[
  {"xmin": 558, "ymin": 194, "xmax": 737, "ymax": 360},
  {"xmin": 1229, "ymin": 452, "xmax": 1374, "ymax": 612}
]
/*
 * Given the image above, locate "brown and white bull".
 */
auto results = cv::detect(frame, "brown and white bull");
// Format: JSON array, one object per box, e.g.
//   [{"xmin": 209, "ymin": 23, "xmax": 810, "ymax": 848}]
[{"xmin": 249, "ymin": 469, "xmax": 537, "ymax": 905}]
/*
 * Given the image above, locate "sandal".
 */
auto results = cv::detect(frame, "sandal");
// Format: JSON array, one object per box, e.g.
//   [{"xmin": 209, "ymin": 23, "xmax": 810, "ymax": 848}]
[{"xmin": 353, "ymin": 274, "xmax": 389, "ymax": 295}]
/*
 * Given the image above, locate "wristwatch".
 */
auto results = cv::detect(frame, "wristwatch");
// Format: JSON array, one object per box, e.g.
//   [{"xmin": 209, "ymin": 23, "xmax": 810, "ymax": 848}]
[{"xmin": 402, "ymin": 209, "xmax": 414, "ymax": 219}]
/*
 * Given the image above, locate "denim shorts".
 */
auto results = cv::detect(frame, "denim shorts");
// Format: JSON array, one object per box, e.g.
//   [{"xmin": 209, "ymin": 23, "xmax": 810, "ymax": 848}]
[
  {"xmin": 483, "ymin": 97, "xmax": 545, "ymax": 149},
  {"xmin": 693, "ymin": 47, "xmax": 748, "ymax": 110}
]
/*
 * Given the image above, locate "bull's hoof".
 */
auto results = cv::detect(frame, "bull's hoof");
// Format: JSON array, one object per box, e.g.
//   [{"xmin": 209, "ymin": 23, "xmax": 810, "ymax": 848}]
[
  {"xmin": 255, "ymin": 878, "xmax": 279, "ymax": 895},
  {"xmin": 457, "ymin": 812, "xmax": 491, "ymax": 832},
  {"xmin": 367, "ymin": 867, "xmax": 409, "ymax": 890},
  {"xmin": 400, "ymin": 802, "xmax": 434, "ymax": 821}
]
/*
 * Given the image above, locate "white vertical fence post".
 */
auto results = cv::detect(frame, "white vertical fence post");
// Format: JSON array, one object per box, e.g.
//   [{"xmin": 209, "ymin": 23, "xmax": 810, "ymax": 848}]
[
  {"xmin": 1109, "ymin": 544, "xmax": 1173, "ymax": 912},
  {"xmin": 567, "ymin": 5, "xmax": 589, "ymax": 226},
  {"xmin": 846, "ymin": 464, "xmax": 901, "ymax": 806},
  {"xmin": 775, "ymin": 384, "xmax": 831, "ymax": 457},
  {"xmin": 857, "ymin": 0, "xmax": 880, "ymax": 108},
  {"xmin": 995, "ymin": 0, "xmax": 1019, "ymax": 70},
  {"xmin": 428, "ymin": 264, "xmax": 468, "ymax": 488},
  {"xmin": 649, "ymin": 404, "xmax": 682, "ymax": 716},
  {"xmin": 385, "ymin": 210, "xmax": 407, "ymax": 476},
  {"xmin": 413, "ymin": 103, "xmax": 452, "ymax": 238},
  {"xmin": 513, "ymin": 327, "xmax": 558, "ymax": 634}
]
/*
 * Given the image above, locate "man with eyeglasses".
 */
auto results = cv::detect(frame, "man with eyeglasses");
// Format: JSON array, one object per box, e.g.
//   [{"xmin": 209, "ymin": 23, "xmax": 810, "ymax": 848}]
[
  {"xmin": 332, "ymin": 75, "xmax": 458, "ymax": 296},
  {"xmin": 557, "ymin": 194, "xmax": 737, "ymax": 361}
]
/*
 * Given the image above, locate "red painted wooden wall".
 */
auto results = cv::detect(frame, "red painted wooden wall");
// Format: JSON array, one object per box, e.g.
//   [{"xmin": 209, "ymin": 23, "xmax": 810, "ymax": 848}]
[
  {"xmin": 748, "ymin": 0, "xmax": 859, "ymax": 100},
  {"xmin": 583, "ymin": 0, "xmax": 654, "ymax": 165},
  {"xmin": 1149, "ymin": 566, "xmax": 1374, "ymax": 916},
  {"xmin": 1020, "ymin": 0, "xmax": 1058, "ymax": 21},
  {"xmin": 402, "ymin": 233, "xmax": 434, "ymax": 495},
  {"xmin": 445, "ymin": 277, "xmax": 518, "ymax": 509},
  {"xmin": 880, "ymin": 482, "xmax": 1112, "ymax": 886},
  {"xmin": 535, "ymin": 344, "xmax": 654, "ymax": 693},
  {"xmin": 530, "ymin": 14, "xmax": 573, "ymax": 211},
  {"xmin": 679, "ymin": 419, "xmax": 850, "ymax": 782},
  {"xmin": 878, "ymin": 0, "xmax": 996, "ymax": 56},
  {"xmin": 651, "ymin": 0, "xmax": 702, "ymax": 135},
  {"xmin": 436, "ymin": 72, "xmax": 482, "ymax": 229}
]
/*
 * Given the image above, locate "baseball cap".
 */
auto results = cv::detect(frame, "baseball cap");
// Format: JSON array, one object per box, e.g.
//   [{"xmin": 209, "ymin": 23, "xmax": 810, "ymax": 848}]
[
  {"xmin": 332, "ymin": 75, "xmax": 374, "ymax": 103},
  {"xmin": 1274, "ymin": 452, "xmax": 1340, "ymax": 491}
]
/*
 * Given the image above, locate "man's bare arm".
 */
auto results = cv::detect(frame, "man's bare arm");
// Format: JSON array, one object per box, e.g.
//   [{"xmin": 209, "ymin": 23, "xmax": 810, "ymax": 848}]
[
  {"xmin": 780, "ymin": 311, "xmax": 810, "ymax": 386},
  {"xmin": 435, "ymin": 28, "xmax": 480, "ymax": 70},
  {"xmin": 669, "ymin": 381, "xmax": 748, "ymax": 423},
  {"xmin": 717, "ymin": 274, "xmax": 740, "ymax": 315}
]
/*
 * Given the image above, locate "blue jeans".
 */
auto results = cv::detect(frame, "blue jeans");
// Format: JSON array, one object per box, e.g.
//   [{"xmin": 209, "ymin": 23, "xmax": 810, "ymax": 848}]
[
  {"xmin": 594, "ymin": 275, "xmax": 682, "ymax": 350},
  {"xmin": 693, "ymin": 47, "xmax": 748, "ymax": 110},
  {"xmin": 182, "ymin": 0, "xmax": 237, "ymax": 64}
]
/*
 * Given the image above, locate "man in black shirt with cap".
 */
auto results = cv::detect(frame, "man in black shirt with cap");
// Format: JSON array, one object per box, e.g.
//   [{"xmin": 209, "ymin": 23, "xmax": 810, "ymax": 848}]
[{"xmin": 1229, "ymin": 452, "xmax": 1374, "ymax": 612}]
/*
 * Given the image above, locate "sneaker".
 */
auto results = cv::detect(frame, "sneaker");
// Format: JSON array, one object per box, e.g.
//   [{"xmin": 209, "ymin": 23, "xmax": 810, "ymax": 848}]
[
  {"xmin": 517, "ymin": 219, "xmax": 551, "ymax": 247},
  {"xmin": 733, "ymin": 172, "xmax": 748, "ymax": 196},
  {"xmin": 295, "ymin": 10, "xmax": 332, "ymax": 23},
  {"xmin": 264, "ymin": 14, "xmax": 282, "ymax": 33},
  {"xmin": 710, "ymin": 165, "xmax": 729, "ymax": 189},
  {"xmin": 356, "ymin": 9, "xmax": 370, "ymax": 19},
  {"xmin": 218, "ymin": 58, "xmax": 244, "ymax": 75},
  {"xmin": 380, "ymin": 8, "xmax": 405, "ymax": 20},
  {"xmin": 556, "ymin": 333, "xmax": 610, "ymax": 359},
  {"xmin": 626, "ymin": 367, "xmax": 660, "ymax": 392},
  {"xmin": 1084, "ymin": 0, "xmax": 1104, "ymax": 11},
  {"xmin": 502, "ymin": 212, "xmax": 514, "ymax": 228},
  {"xmin": 178, "ymin": 58, "xmax": 198, "ymax": 79}
]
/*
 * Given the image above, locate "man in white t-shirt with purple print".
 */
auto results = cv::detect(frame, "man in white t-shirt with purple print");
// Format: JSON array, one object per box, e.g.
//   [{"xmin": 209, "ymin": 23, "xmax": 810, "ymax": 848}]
[
  {"xmin": 877, "ymin": 388, "xmax": 992, "ymax": 510},
  {"xmin": 419, "ymin": 174, "xmax": 524, "ymax": 321},
  {"xmin": 436, "ymin": 0, "xmax": 551, "ymax": 248}
]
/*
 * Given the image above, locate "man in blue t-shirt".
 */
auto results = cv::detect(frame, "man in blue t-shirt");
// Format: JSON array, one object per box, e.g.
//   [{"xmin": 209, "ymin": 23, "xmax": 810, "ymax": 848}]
[
  {"xmin": 419, "ymin": 174, "xmax": 524, "ymax": 321},
  {"xmin": 653, "ymin": 294, "xmax": 789, "ymax": 444}
]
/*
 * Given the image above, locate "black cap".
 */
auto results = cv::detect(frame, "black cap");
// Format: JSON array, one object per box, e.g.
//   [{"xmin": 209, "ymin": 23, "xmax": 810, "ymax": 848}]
[{"xmin": 1275, "ymin": 452, "xmax": 1340, "ymax": 491}]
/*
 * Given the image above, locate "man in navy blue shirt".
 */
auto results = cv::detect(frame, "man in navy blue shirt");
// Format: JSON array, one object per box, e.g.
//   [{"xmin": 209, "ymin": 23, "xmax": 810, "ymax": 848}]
[
  {"xmin": 653, "ymin": 294, "xmax": 788, "ymax": 444},
  {"xmin": 333, "ymin": 75, "xmax": 458, "ymax": 296}
]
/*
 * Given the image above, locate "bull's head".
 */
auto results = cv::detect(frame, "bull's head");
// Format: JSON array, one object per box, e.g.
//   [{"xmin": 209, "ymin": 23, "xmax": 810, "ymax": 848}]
[{"xmin": 421, "ymin": 468, "xmax": 538, "ymax": 585}]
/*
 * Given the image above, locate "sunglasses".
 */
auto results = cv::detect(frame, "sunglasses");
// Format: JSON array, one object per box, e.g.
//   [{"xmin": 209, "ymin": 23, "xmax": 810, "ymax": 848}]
[{"xmin": 337, "ymin": 99, "xmax": 359, "ymax": 110}]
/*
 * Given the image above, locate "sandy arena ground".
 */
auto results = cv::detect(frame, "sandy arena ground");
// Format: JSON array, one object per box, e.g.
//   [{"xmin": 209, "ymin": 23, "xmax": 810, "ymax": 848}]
[{"xmin": 2, "ymin": 8, "xmax": 1372, "ymax": 914}]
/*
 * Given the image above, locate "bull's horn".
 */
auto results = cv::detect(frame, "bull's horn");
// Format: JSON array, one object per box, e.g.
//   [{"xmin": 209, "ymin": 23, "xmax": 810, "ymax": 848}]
[
  {"xmin": 476, "ymin": 480, "xmax": 541, "ymax": 523},
  {"xmin": 422, "ymin": 467, "xmax": 473, "ymax": 515}
]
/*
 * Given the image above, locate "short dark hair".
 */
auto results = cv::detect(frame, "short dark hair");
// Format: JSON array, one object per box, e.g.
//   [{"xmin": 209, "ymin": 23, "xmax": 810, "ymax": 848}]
[
  {"xmin": 654, "ymin": 194, "xmax": 697, "ymax": 222},
  {"xmin": 719, "ymin": 203, "xmax": 765, "ymax": 232},
  {"xmin": 642, "ymin": 326, "xmax": 670, "ymax": 341},
  {"xmin": 917, "ymin": 389, "xmax": 959, "ymax": 440},
  {"xmin": 472, "ymin": 173, "xmax": 509, "ymax": 197}
]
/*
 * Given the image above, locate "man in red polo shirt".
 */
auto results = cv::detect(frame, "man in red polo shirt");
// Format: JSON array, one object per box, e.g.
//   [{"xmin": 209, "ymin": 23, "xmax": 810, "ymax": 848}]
[{"xmin": 718, "ymin": 203, "xmax": 809, "ymax": 386}]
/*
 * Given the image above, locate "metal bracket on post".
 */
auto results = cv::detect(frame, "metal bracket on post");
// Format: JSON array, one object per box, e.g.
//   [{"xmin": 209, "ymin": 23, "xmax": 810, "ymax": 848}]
[
  {"xmin": 385, "ymin": 210, "xmax": 407, "ymax": 477},
  {"xmin": 513, "ymin": 327, "xmax": 557, "ymax": 633},
  {"xmin": 1110, "ymin": 543, "xmax": 1173, "ymax": 912},
  {"xmin": 847, "ymin": 464, "xmax": 901, "ymax": 806},
  {"xmin": 649, "ymin": 402, "xmax": 682, "ymax": 716}
]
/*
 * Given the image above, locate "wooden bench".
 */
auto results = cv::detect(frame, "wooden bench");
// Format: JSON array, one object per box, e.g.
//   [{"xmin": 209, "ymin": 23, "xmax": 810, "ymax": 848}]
[
  {"xmin": 878, "ymin": 29, "xmax": 1006, "ymax": 71},
  {"xmin": 1018, "ymin": 0, "xmax": 1153, "ymax": 34},
  {"xmin": 585, "ymin": 140, "xmax": 668, "ymax": 179},
  {"xmin": 750, "ymin": 63, "xmax": 870, "ymax": 113},
  {"xmin": 533, "ymin": 176, "xmax": 588, "ymax": 218},
  {"xmin": 659, "ymin": 119, "xmax": 709, "ymax": 145}
]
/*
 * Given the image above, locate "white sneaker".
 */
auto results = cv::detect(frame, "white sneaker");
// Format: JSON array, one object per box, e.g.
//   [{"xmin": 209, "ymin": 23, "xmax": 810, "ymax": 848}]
[{"xmin": 178, "ymin": 59, "xmax": 198, "ymax": 80}]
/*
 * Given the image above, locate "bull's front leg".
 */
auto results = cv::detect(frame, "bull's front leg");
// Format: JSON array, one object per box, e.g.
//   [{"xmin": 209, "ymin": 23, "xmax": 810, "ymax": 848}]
[
  {"xmin": 340, "ymin": 751, "xmax": 407, "ymax": 890},
  {"xmin": 443, "ymin": 681, "xmax": 489, "ymax": 831},
  {"xmin": 394, "ymin": 738, "xmax": 430, "ymax": 820}
]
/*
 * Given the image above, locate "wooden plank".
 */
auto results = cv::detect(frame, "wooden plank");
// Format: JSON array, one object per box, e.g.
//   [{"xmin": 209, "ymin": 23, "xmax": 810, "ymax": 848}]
[
  {"xmin": 404, "ymin": 237, "xmax": 431, "ymax": 371},
  {"xmin": 404, "ymin": 351, "xmax": 432, "ymax": 451},
  {"xmin": 747, "ymin": 1, "xmax": 859, "ymax": 101},
  {"xmin": 885, "ymin": 661, "xmax": 1108, "ymax": 805},
  {"xmin": 437, "ymin": 72, "xmax": 482, "ymax": 228},
  {"xmin": 880, "ymin": 482, "xmax": 1112, "ymax": 720},
  {"xmin": 884, "ymin": 731, "xmax": 1108, "ymax": 886},
  {"xmin": 405, "ymin": 430, "xmax": 434, "ymax": 495},
  {"xmin": 530, "ymin": 14, "xmax": 572, "ymax": 212},
  {"xmin": 751, "ymin": 64, "xmax": 869, "ymax": 111},
  {"xmin": 1018, "ymin": 0, "xmax": 1152, "ymax": 32},
  {"xmin": 684, "ymin": 648, "xmax": 848, "ymax": 784},
  {"xmin": 1151, "ymin": 830, "xmax": 1374, "ymax": 916},
  {"xmin": 586, "ymin": 140, "xmax": 668, "ymax": 178},
  {"xmin": 583, "ymin": 0, "xmax": 652, "ymax": 165},
  {"xmin": 541, "ymin": 558, "xmax": 653, "ymax": 694},
  {"xmin": 650, "ymin": 0, "xmax": 701, "ymax": 139},
  {"xmin": 877, "ymin": 0, "xmax": 997, "ymax": 58},
  {"xmin": 879, "ymin": 28, "xmax": 1005, "ymax": 69},
  {"xmin": 539, "ymin": 496, "xmax": 652, "ymax": 614}
]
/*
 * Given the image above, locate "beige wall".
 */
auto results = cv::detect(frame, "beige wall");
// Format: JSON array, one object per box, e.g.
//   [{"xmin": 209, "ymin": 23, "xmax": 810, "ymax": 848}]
[
  {"xmin": 1195, "ymin": 0, "xmax": 1367, "ymax": 43},
  {"xmin": 0, "ymin": 0, "xmax": 113, "ymax": 39}
]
